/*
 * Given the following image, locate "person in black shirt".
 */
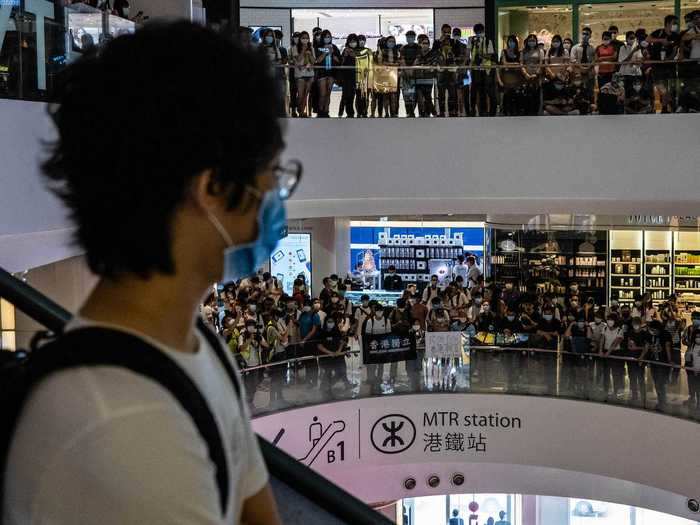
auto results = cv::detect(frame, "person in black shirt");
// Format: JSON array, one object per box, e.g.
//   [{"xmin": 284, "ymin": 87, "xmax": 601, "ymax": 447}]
[
  {"xmin": 317, "ymin": 315, "xmax": 350, "ymax": 392},
  {"xmin": 433, "ymin": 24, "xmax": 459, "ymax": 117},
  {"xmin": 648, "ymin": 14, "xmax": 681, "ymax": 113},
  {"xmin": 536, "ymin": 307, "xmax": 562, "ymax": 350},
  {"xmin": 625, "ymin": 317, "xmax": 647, "ymax": 401},
  {"xmin": 640, "ymin": 320, "xmax": 672, "ymax": 409},
  {"xmin": 498, "ymin": 306, "xmax": 523, "ymax": 335},
  {"xmin": 339, "ymin": 33, "xmax": 359, "ymax": 118},
  {"xmin": 390, "ymin": 298, "xmax": 412, "ymax": 336},
  {"xmin": 383, "ymin": 265, "xmax": 404, "ymax": 291},
  {"xmin": 608, "ymin": 25, "xmax": 623, "ymax": 53},
  {"xmin": 400, "ymin": 30, "xmax": 420, "ymax": 117}
]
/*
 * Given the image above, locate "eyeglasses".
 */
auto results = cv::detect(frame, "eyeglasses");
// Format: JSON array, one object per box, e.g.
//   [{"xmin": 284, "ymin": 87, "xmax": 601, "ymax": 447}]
[{"xmin": 246, "ymin": 159, "xmax": 303, "ymax": 201}]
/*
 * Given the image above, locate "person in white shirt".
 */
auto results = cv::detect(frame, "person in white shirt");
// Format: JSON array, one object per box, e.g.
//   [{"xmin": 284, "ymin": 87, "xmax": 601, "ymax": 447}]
[
  {"xmin": 466, "ymin": 255, "xmax": 482, "ymax": 290},
  {"xmin": 4, "ymin": 22, "xmax": 284, "ymax": 525},
  {"xmin": 453, "ymin": 255, "xmax": 469, "ymax": 283}
]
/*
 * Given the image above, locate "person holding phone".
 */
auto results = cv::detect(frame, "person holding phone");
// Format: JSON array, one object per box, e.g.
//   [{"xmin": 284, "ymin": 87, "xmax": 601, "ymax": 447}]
[{"xmin": 314, "ymin": 30, "xmax": 340, "ymax": 118}]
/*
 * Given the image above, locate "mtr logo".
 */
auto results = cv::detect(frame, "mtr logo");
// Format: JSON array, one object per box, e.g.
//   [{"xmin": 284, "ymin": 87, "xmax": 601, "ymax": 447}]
[{"xmin": 0, "ymin": 0, "xmax": 55, "ymax": 90}]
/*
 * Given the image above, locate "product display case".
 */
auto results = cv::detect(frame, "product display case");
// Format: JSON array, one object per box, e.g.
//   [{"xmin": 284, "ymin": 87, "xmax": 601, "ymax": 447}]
[
  {"xmin": 643, "ymin": 230, "xmax": 672, "ymax": 304},
  {"xmin": 488, "ymin": 227, "xmax": 607, "ymax": 303},
  {"xmin": 609, "ymin": 230, "xmax": 643, "ymax": 305},
  {"xmin": 673, "ymin": 231, "xmax": 700, "ymax": 307},
  {"xmin": 378, "ymin": 233, "xmax": 464, "ymax": 289}
]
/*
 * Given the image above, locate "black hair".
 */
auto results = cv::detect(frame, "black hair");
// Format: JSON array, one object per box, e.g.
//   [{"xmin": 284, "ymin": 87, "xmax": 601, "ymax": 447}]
[
  {"xmin": 625, "ymin": 30, "xmax": 636, "ymax": 39},
  {"xmin": 418, "ymin": 34, "xmax": 430, "ymax": 45},
  {"xmin": 602, "ymin": 30, "xmax": 612, "ymax": 40},
  {"xmin": 441, "ymin": 24, "xmax": 451, "ymax": 31},
  {"xmin": 274, "ymin": 29, "xmax": 283, "ymax": 39},
  {"xmin": 42, "ymin": 22, "xmax": 283, "ymax": 278},
  {"xmin": 664, "ymin": 14, "xmax": 678, "ymax": 26},
  {"xmin": 312, "ymin": 27, "xmax": 322, "ymax": 34},
  {"xmin": 452, "ymin": 28, "xmax": 462, "ymax": 36},
  {"xmin": 388, "ymin": 264, "xmax": 396, "ymax": 271},
  {"xmin": 297, "ymin": 31, "xmax": 311, "ymax": 54},
  {"xmin": 431, "ymin": 274, "xmax": 439, "ymax": 280},
  {"xmin": 549, "ymin": 34, "xmax": 564, "ymax": 57},
  {"xmin": 505, "ymin": 34, "xmax": 520, "ymax": 59},
  {"xmin": 581, "ymin": 26, "xmax": 592, "ymax": 35},
  {"xmin": 406, "ymin": 30, "xmax": 416, "ymax": 37},
  {"xmin": 474, "ymin": 23, "xmax": 485, "ymax": 33},
  {"xmin": 346, "ymin": 33, "xmax": 358, "ymax": 47},
  {"xmin": 608, "ymin": 25, "xmax": 619, "ymax": 32},
  {"xmin": 358, "ymin": 34, "xmax": 367, "ymax": 42},
  {"xmin": 320, "ymin": 29, "xmax": 333, "ymax": 44}
]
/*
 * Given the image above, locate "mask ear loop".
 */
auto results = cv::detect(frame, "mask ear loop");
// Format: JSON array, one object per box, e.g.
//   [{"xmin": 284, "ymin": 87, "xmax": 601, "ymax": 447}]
[{"xmin": 206, "ymin": 211, "xmax": 234, "ymax": 247}]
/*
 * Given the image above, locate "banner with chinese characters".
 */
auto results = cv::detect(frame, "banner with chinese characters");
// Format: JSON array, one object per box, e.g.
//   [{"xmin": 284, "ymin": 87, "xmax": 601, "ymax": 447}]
[
  {"xmin": 425, "ymin": 331, "xmax": 465, "ymax": 359},
  {"xmin": 362, "ymin": 333, "xmax": 416, "ymax": 364}
]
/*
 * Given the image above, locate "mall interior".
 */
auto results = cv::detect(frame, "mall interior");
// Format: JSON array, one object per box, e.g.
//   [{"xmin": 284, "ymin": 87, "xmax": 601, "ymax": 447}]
[{"xmin": 1, "ymin": 0, "xmax": 700, "ymax": 524}]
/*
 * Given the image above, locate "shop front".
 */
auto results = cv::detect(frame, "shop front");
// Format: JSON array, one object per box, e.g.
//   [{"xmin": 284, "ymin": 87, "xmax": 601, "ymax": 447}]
[{"xmin": 495, "ymin": 0, "xmax": 691, "ymax": 50}]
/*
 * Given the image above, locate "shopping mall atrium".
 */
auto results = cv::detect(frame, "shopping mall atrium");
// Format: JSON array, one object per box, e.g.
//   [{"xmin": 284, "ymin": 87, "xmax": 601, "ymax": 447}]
[{"xmin": 1, "ymin": 0, "xmax": 700, "ymax": 524}]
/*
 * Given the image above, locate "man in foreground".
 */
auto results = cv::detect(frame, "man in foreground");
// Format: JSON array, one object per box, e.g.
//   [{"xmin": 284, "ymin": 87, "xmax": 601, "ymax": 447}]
[{"xmin": 4, "ymin": 22, "xmax": 289, "ymax": 524}]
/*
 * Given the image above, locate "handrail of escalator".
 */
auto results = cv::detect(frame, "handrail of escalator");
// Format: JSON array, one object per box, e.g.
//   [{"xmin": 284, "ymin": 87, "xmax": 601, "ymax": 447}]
[{"xmin": 0, "ymin": 266, "xmax": 392, "ymax": 525}]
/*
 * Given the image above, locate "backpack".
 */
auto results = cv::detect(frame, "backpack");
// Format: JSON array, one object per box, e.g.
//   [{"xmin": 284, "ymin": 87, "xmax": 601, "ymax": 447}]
[{"xmin": 0, "ymin": 318, "xmax": 239, "ymax": 519}]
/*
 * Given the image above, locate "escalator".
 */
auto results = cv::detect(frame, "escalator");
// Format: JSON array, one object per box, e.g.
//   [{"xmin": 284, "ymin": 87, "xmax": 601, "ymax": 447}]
[{"xmin": 0, "ymin": 266, "xmax": 392, "ymax": 525}]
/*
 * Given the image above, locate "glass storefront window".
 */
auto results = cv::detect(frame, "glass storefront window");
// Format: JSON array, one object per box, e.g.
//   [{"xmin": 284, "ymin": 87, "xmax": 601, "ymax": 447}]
[
  {"xmin": 498, "ymin": 4, "xmax": 573, "ymax": 51},
  {"xmin": 577, "ymin": 0, "xmax": 675, "ymax": 45},
  {"xmin": 292, "ymin": 9, "xmax": 434, "ymax": 49}
]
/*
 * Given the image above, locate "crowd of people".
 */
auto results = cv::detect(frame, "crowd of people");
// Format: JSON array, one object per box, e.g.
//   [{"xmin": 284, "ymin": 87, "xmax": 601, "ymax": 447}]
[
  {"xmin": 242, "ymin": 12, "xmax": 700, "ymax": 117},
  {"xmin": 203, "ymin": 268, "xmax": 700, "ymax": 410}
]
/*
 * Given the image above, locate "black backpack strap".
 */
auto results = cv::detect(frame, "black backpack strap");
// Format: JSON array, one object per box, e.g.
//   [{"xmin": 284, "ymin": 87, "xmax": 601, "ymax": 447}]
[
  {"xmin": 24, "ymin": 327, "xmax": 231, "ymax": 516},
  {"xmin": 195, "ymin": 318, "xmax": 243, "ymax": 408}
]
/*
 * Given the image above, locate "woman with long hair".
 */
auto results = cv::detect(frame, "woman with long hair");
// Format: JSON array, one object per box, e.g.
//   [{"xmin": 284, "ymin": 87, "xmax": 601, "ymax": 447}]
[
  {"xmin": 497, "ymin": 34, "xmax": 523, "ymax": 116},
  {"xmin": 292, "ymin": 31, "xmax": 315, "ymax": 117}
]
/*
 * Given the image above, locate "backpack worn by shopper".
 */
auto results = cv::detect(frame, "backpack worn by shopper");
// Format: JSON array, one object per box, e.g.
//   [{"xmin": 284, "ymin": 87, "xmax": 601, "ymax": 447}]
[{"xmin": 0, "ymin": 318, "xmax": 239, "ymax": 519}]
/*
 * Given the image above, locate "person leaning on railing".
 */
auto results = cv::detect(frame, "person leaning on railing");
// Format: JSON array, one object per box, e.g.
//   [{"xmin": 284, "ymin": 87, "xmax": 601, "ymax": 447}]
[
  {"xmin": 497, "ymin": 35, "xmax": 524, "ymax": 116},
  {"xmin": 399, "ymin": 30, "xmax": 420, "ymax": 117},
  {"xmin": 520, "ymin": 34, "xmax": 545, "ymax": 116},
  {"xmin": 291, "ymin": 31, "xmax": 316, "ymax": 118},
  {"xmin": 414, "ymin": 34, "xmax": 440, "ymax": 117}
]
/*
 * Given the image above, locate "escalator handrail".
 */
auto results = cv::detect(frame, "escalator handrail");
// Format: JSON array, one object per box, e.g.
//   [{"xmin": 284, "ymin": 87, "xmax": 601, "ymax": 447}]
[{"xmin": 0, "ymin": 266, "xmax": 392, "ymax": 525}]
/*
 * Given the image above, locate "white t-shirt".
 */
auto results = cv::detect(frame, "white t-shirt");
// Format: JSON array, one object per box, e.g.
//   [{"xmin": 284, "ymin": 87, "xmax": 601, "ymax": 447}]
[{"xmin": 4, "ymin": 318, "xmax": 268, "ymax": 525}]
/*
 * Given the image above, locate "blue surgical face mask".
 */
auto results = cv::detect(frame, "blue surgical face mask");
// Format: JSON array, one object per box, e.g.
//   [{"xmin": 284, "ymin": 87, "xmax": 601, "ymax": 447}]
[
  {"xmin": 406, "ymin": 36, "xmax": 416, "ymax": 44},
  {"xmin": 207, "ymin": 191, "xmax": 286, "ymax": 282},
  {"xmin": 387, "ymin": 41, "xmax": 396, "ymax": 49},
  {"xmin": 508, "ymin": 41, "xmax": 516, "ymax": 49},
  {"xmin": 264, "ymin": 36, "xmax": 274, "ymax": 45},
  {"xmin": 324, "ymin": 36, "xmax": 332, "ymax": 44}
]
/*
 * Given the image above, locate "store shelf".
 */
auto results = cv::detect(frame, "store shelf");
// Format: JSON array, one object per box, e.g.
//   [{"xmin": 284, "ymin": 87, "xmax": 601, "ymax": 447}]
[
  {"xmin": 674, "ymin": 275, "xmax": 700, "ymax": 279},
  {"xmin": 674, "ymin": 263, "xmax": 700, "ymax": 266},
  {"xmin": 645, "ymin": 262, "xmax": 670, "ymax": 265},
  {"xmin": 646, "ymin": 287, "xmax": 671, "ymax": 290},
  {"xmin": 611, "ymin": 286, "xmax": 642, "ymax": 289},
  {"xmin": 611, "ymin": 274, "xmax": 641, "ymax": 277}
]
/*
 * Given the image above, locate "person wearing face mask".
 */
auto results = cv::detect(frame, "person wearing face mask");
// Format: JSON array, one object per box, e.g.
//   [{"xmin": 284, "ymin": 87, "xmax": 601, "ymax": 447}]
[
  {"xmin": 313, "ymin": 30, "xmax": 340, "ymax": 118},
  {"xmin": 308, "ymin": 27, "xmax": 323, "ymax": 115},
  {"xmin": 261, "ymin": 29, "xmax": 288, "ymax": 105},
  {"xmin": 595, "ymin": 31, "xmax": 619, "ymax": 91},
  {"xmin": 640, "ymin": 320, "xmax": 672, "ymax": 409},
  {"xmin": 497, "ymin": 34, "xmax": 524, "ymax": 116},
  {"xmin": 319, "ymin": 277, "xmax": 334, "ymax": 308},
  {"xmin": 410, "ymin": 293, "xmax": 429, "ymax": 330},
  {"xmin": 624, "ymin": 317, "xmax": 647, "ymax": 401},
  {"xmin": 543, "ymin": 69, "xmax": 576, "ymax": 115},
  {"xmin": 238, "ymin": 319, "xmax": 270, "ymax": 402},
  {"xmin": 7, "ymin": 24, "xmax": 292, "ymax": 524},
  {"xmin": 353, "ymin": 34, "xmax": 373, "ymax": 117},
  {"xmin": 545, "ymin": 34, "xmax": 569, "ymax": 79},
  {"xmin": 375, "ymin": 35, "xmax": 401, "ymax": 117},
  {"xmin": 292, "ymin": 31, "xmax": 316, "ymax": 118},
  {"xmin": 399, "ymin": 30, "xmax": 420, "ymax": 117},
  {"xmin": 338, "ymin": 33, "xmax": 359, "ymax": 118},
  {"xmin": 288, "ymin": 32, "xmax": 301, "ymax": 116},
  {"xmin": 423, "ymin": 275, "xmax": 441, "ymax": 305},
  {"xmin": 468, "ymin": 24, "xmax": 497, "ymax": 117},
  {"xmin": 383, "ymin": 264, "xmax": 404, "ymax": 291},
  {"xmin": 362, "ymin": 302, "xmax": 393, "ymax": 392},
  {"xmin": 498, "ymin": 306, "xmax": 523, "ymax": 335},
  {"xmin": 354, "ymin": 294, "xmax": 372, "ymax": 337},
  {"xmin": 648, "ymin": 15, "xmax": 681, "ymax": 113},
  {"xmin": 298, "ymin": 299, "xmax": 322, "ymax": 386},
  {"xmin": 450, "ymin": 28, "xmax": 469, "ymax": 116},
  {"xmin": 597, "ymin": 314, "xmax": 626, "ymax": 398},
  {"xmin": 475, "ymin": 300, "xmax": 497, "ymax": 334},
  {"xmin": 318, "ymin": 315, "xmax": 351, "ymax": 393},
  {"xmin": 598, "ymin": 72, "xmax": 625, "ymax": 114},
  {"xmin": 564, "ymin": 313, "xmax": 591, "ymax": 355},
  {"xmin": 619, "ymin": 30, "xmax": 644, "ymax": 96},
  {"xmin": 681, "ymin": 311, "xmax": 700, "ymax": 347},
  {"xmin": 607, "ymin": 25, "xmax": 622, "ymax": 52},
  {"xmin": 662, "ymin": 313, "xmax": 684, "ymax": 384},
  {"xmin": 428, "ymin": 297, "xmax": 451, "ymax": 332},
  {"xmin": 432, "ymin": 24, "xmax": 458, "ymax": 117},
  {"xmin": 570, "ymin": 27, "xmax": 596, "ymax": 114},
  {"xmin": 414, "ymin": 34, "xmax": 440, "ymax": 117},
  {"xmin": 520, "ymin": 34, "xmax": 544, "ymax": 115},
  {"xmin": 536, "ymin": 307, "xmax": 562, "ymax": 350},
  {"xmin": 684, "ymin": 325, "xmax": 700, "ymax": 408},
  {"xmin": 447, "ymin": 284, "xmax": 470, "ymax": 318}
]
